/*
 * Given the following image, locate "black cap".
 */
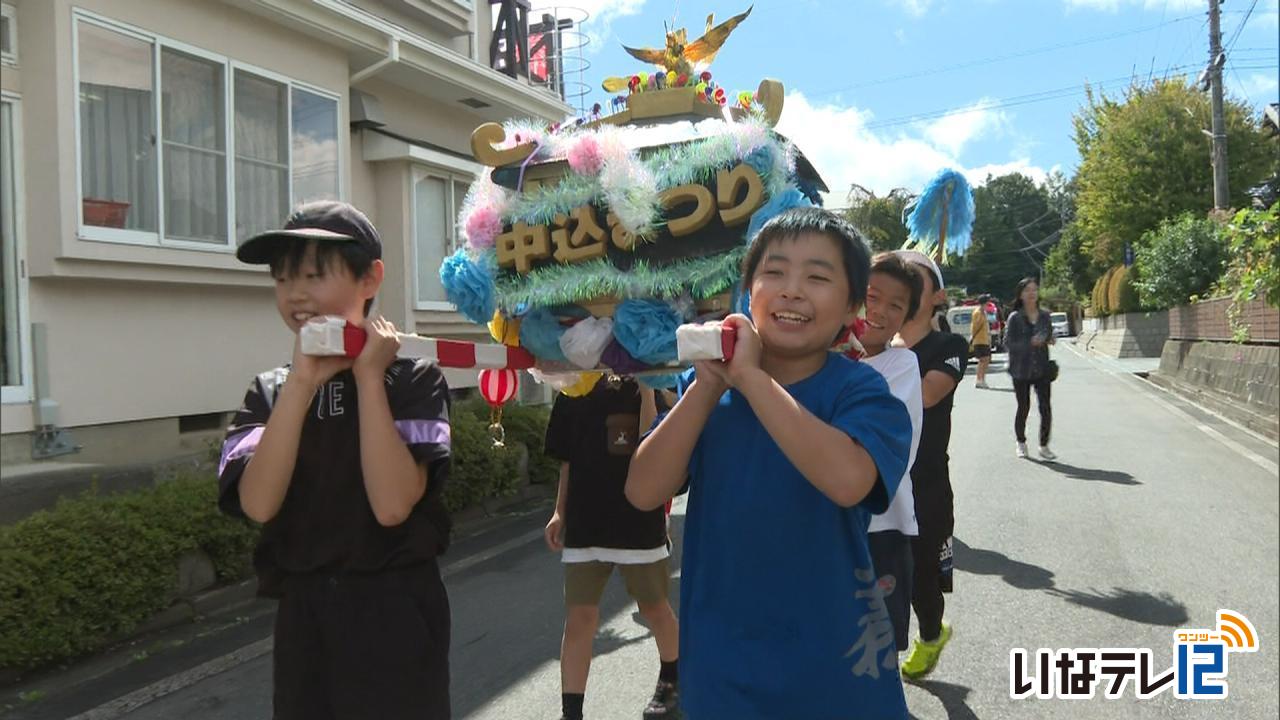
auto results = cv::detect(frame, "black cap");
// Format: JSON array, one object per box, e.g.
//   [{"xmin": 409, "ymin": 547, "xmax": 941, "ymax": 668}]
[{"xmin": 236, "ymin": 200, "xmax": 382, "ymax": 264}]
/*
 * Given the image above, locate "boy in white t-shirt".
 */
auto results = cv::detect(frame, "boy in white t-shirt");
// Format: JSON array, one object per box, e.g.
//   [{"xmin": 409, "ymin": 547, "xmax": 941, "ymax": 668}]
[{"xmin": 856, "ymin": 252, "xmax": 925, "ymax": 653}]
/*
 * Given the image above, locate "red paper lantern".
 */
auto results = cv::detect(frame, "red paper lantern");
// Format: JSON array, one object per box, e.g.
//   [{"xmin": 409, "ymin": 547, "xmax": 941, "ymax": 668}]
[
  {"xmin": 478, "ymin": 368, "xmax": 519, "ymax": 448},
  {"xmin": 478, "ymin": 368, "xmax": 519, "ymax": 406}
]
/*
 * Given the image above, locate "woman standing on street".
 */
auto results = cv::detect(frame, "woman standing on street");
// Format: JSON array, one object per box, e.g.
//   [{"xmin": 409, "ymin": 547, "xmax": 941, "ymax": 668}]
[{"xmin": 1006, "ymin": 278, "xmax": 1056, "ymax": 461}]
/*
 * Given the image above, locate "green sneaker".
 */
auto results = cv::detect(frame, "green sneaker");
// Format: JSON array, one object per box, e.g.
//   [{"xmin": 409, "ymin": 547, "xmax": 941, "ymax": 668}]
[{"xmin": 901, "ymin": 622, "xmax": 952, "ymax": 680}]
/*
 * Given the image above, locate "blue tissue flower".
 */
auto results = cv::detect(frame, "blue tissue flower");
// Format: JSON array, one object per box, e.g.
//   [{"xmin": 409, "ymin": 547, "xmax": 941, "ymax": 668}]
[
  {"xmin": 746, "ymin": 186, "xmax": 813, "ymax": 244},
  {"xmin": 613, "ymin": 299, "xmax": 681, "ymax": 365},
  {"xmin": 518, "ymin": 307, "xmax": 568, "ymax": 362},
  {"xmin": 638, "ymin": 373, "xmax": 681, "ymax": 390},
  {"xmin": 439, "ymin": 249, "xmax": 495, "ymax": 324},
  {"xmin": 744, "ymin": 146, "xmax": 774, "ymax": 179}
]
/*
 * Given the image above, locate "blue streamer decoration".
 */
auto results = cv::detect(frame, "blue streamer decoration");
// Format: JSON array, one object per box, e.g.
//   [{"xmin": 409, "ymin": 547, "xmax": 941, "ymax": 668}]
[
  {"xmin": 439, "ymin": 249, "xmax": 496, "ymax": 324},
  {"xmin": 904, "ymin": 169, "xmax": 975, "ymax": 257},
  {"xmin": 613, "ymin": 299, "xmax": 681, "ymax": 365},
  {"xmin": 746, "ymin": 187, "xmax": 814, "ymax": 245},
  {"xmin": 518, "ymin": 307, "xmax": 569, "ymax": 362}
]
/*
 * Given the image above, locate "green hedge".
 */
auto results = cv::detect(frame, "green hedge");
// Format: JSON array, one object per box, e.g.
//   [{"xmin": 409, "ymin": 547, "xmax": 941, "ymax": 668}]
[
  {"xmin": 0, "ymin": 398, "xmax": 553, "ymax": 673},
  {"xmin": 0, "ymin": 477, "xmax": 258, "ymax": 672}
]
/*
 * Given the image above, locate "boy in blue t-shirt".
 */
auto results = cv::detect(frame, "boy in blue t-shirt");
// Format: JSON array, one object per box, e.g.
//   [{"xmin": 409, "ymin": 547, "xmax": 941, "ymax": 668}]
[{"xmin": 626, "ymin": 208, "xmax": 913, "ymax": 719}]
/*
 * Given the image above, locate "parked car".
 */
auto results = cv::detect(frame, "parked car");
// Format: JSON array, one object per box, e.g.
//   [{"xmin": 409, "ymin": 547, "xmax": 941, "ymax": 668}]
[
  {"xmin": 1051, "ymin": 311, "xmax": 1070, "ymax": 337},
  {"xmin": 947, "ymin": 306, "xmax": 976, "ymax": 349}
]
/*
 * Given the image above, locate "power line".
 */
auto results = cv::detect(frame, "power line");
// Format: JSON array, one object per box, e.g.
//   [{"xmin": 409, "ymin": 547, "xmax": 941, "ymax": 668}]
[
  {"xmin": 1224, "ymin": 0, "xmax": 1262, "ymax": 56},
  {"xmin": 806, "ymin": 13, "xmax": 1207, "ymax": 100},
  {"xmin": 858, "ymin": 61, "xmax": 1276, "ymax": 132}
]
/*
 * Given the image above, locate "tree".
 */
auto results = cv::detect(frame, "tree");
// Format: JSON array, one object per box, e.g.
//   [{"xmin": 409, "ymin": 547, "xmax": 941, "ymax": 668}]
[
  {"xmin": 1132, "ymin": 213, "xmax": 1229, "ymax": 309},
  {"xmin": 842, "ymin": 184, "xmax": 913, "ymax": 252},
  {"xmin": 1071, "ymin": 79, "xmax": 1276, "ymax": 273},
  {"xmin": 1044, "ymin": 224, "xmax": 1093, "ymax": 299},
  {"xmin": 951, "ymin": 172, "xmax": 1060, "ymax": 300}
]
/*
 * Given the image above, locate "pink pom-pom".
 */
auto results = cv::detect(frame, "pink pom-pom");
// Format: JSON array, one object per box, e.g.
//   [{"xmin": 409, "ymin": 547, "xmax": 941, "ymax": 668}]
[
  {"xmin": 567, "ymin": 136, "xmax": 604, "ymax": 175},
  {"xmin": 465, "ymin": 206, "xmax": 503, "ymax": 249}
]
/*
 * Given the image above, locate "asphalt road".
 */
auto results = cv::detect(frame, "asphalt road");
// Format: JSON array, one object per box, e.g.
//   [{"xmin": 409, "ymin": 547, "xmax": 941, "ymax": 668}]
[{"xmin": 6, "ymin": 340, "xmax": 1278, "ymax": 720}]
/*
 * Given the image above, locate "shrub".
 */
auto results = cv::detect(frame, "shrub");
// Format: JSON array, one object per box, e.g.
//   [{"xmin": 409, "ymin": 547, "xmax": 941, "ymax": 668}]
[
  {"xmin": 0, "ymin": 477, "xmax": 258, "ymax": 672},
  {"xmin": 444, "ymin": 397, "xmax": 523, "ymax": 512},
  {"xmin": 1108, "ymin": 265, "xmax": 1142, "ymax": 314},
  {"xmin": 1133, "ymin": 213, "xmax": 1228, "ymax": 309},
  {"xmin": 1218, "ymin": 205, "xmax": 1280, "ymax": 308},
  {"xmin": 1093, "ymin": 267, "xmax": 1116, "ymax": 316}
]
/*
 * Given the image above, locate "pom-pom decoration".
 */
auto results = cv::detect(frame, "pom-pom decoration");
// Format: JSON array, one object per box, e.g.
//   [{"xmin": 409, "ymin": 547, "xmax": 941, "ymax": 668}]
[
  {"xmin": 613, "ymin": 299, "xmax": 682, "ymax": 365},
  {"xmin": 440, "ymin": 249, "xmax": 496, "ymax": 324},
  {"xmin": 464, "ymin": 206, "xmax": 503, "ymax": 249},
  {"xmin": 567, "ymin": 136, "xmax": 604, "ymax": 175},
  {"xmin": 903, "ymin": 168, "xmax": 975, "ymax": 264},
  {"xmin": 478, "ymin": 367, "xmax": 520, "ymax": 447}
]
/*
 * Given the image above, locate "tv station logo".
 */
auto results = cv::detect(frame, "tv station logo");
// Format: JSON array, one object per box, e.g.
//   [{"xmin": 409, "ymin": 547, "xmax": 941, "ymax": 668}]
[{"xmin": 1010, "ymin": 609, "xmax": 1259, "ymax": 701}]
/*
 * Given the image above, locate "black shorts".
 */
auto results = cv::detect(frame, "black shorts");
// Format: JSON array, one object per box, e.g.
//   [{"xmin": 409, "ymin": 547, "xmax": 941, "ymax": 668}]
[
  {"xmin": 971, "ymin": 344, "xmax": 991, "ymax": 358},
  {"xmin": 273, "ymin": 562, "xmax": 451, "ymax": 720},
  {"xmin": 868, "ymin": 530, "xmax": 914, "ymax": 652}
]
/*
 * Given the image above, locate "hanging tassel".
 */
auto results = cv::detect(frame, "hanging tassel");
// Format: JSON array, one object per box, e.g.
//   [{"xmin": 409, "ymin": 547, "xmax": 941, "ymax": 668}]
[{"xmin": 488, "ymin": 404, "xmax": 506, "ymax": 448}]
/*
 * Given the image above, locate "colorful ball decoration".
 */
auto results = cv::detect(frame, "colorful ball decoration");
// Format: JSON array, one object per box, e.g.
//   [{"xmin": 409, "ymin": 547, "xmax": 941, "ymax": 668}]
[
  {"xmin": 478, "ymin": 368, "xmax": 520, "ymax": 447},
  {"xmin": 479, "ymin": 368, "xmax": 519, "ymax": 406}
]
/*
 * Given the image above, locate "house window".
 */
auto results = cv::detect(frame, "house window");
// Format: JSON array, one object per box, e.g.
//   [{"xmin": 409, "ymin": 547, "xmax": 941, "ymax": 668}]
[
  {"xmin": 74, "ymin": 13, "xmax": 341, "ymax": 249},
  {"xmin": 1, "ymin": 94, "xmax": 30, "ymax": 400},
  {"xmin": 1, "ymin": 3, "xmax": 17, "ymax": 66},
  {"xmin": 233, "ymin": 71, "xmax": 288, "ymax": 242},
  {"xmin": 161, "ymin": 47, "xmax": 228, "ymax": 244},
  {"xmin": 414, "ymin": 172, "xmax": 469, "ymax": 308}
]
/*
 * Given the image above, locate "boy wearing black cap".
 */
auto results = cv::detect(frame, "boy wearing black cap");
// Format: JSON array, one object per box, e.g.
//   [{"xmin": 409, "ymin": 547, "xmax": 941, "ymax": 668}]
[{"xmin": 218, "ymin": 201, "xmax": 454, "ymax": 719}]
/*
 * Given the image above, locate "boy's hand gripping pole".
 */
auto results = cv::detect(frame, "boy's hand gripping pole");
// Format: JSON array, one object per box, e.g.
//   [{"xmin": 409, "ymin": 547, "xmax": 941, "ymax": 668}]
[{"xmin": 300, "ymin": 316, "xmax": 536, "ymax": 370}]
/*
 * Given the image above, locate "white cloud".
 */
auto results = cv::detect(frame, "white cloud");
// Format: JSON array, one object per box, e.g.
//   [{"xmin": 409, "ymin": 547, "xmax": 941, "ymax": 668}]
[
  {"xmin": 891, "ymin": 0, "xmax": 934, "ymax": 17},
  {"xmin": 895, "ymin": 28, "xmax": 907, "ymax": 44},
  {"xmin": 924, "ymin": 99, "xmax": 1009, "ymax": 155},
  {"xmin": 964, "ymin": 161, "xmax": 1053, "ymax": 187},
  {"xmin": 1238, "ymin": 72, "xmax": 1280, "ymax": 100},
  {"xmin": 1063, "ymin": 0, "xmax": 1201, "ymax": 11},
  {"xmin": 775, "ymin": 91, "xmax": 1046, "ymax": 203},
  {"xmin": 531, "ymin": 0, "xmax": 648, "ymax": 55}
]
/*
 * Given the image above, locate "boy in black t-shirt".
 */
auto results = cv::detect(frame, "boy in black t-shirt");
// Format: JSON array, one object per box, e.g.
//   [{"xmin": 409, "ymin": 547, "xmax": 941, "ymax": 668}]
[
  {"xmin": 218, "ymin": 202, "xmax": 453, "ymax": 720},
  {"xmin": 891, "ymin": 250, "xmax": 968, "ymax": 681},
  {"xmin": 544, "ymin": 378, "xmax": 679, "ymax": 720}
]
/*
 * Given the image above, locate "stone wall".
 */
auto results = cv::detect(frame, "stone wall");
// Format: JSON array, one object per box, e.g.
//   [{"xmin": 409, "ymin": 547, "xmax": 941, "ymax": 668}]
[
  {"xmin": 1152, "ymin": 341, "xmax": 1280, "ymax": 440},
  {"xmin": 1081, "ymin": 310, "xmax": 1170, "ymax": 358}
]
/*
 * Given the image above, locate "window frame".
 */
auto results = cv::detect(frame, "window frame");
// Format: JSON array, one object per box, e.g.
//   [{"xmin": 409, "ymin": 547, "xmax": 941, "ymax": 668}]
[
  {"xmin": 71, "ymin": 10, "xmax": 343, "ymax": 253},
  {"xmin": 1, "ymin": 3, "xmax": 17, "ymax": 67},
  {"xmin": 1, "ymin": 91, "xmax": 33, "ymax": 403},
  {"xmin": 411, "ymin": 167, "xmax": 470, "ymax": 312}
]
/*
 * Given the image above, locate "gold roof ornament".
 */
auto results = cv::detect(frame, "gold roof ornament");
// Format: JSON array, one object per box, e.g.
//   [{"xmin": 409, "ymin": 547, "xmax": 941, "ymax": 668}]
[{"xmin": 603, "ymin": 6, "xmax": 753, "ymax": 92}]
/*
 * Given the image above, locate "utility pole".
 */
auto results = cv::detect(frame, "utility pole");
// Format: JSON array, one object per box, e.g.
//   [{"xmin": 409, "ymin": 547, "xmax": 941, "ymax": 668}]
[{"xmin": 1208, "ymin": 0, "xmax": 1230, "ymax": 209}]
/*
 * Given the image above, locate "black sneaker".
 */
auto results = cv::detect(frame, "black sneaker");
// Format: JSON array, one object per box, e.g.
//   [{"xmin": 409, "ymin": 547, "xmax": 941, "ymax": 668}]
[{"xmin": 642, "ymin": 680, "xmax": 681, "ymax": 719}]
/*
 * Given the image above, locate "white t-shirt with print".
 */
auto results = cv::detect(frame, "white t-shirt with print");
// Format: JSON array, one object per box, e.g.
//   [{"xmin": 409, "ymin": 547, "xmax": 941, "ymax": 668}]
[{"xmin": 863, "ymin": 348, "xmax": 922, "ymax": 535}]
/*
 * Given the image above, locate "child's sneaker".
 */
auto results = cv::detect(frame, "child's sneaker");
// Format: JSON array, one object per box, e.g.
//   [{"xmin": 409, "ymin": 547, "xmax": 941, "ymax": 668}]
[
  {"xmin": 642, "ymin": 680, "xmax": 680, "ymax": 719},
  {"xmin": 975, "ymin": 380, "xmax": 989, "ymax": 389},
  {"xmin": 1016, "ymin": 442, "xmax": 1028, "ymax": 458},
  {"xmin": 1039, "ymin": 446, "xmax": 1057, "ymax": 461},
  {"xmin": 901, "ymin": 622, "xmax": 952, "ymax": 680}
]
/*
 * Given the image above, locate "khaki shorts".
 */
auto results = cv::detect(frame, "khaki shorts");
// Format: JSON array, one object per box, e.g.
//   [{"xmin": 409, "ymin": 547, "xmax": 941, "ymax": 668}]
[{"xmin": 564, "ymin": 558, "xmax": 670, "ymax": 607}]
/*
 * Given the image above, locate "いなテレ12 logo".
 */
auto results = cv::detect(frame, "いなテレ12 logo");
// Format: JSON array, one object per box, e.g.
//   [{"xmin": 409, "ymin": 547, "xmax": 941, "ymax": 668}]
[{"xmin": 1009, "ymin": 609, "xmax": 1260, "ymax": 701}]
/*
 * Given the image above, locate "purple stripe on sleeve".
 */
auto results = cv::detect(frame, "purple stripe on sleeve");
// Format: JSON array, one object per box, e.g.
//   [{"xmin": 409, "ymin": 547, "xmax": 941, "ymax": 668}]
[
  {"xmin": 395, "ymin": 419, "xmax": 451, "ymax": 448},
  {"xmin": 218, "ymin": 427, "xmax": 264, "ymax": 476}
]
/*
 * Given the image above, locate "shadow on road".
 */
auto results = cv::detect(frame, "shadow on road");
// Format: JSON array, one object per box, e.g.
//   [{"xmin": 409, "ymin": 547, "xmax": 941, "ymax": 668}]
[
  {"xmin": 953, "ymin": 537, "xmax": 1056, "ymax": 590},
  {"xmin": 1039, "ymin": 461, "xmax": 1139, "ymax": 486},
  {"xmin": 955, "ymin": 538, "xmax": 1190, "ymax": 627},
  {"xmin": 908, "ymin": 679, "xmax": 979, "ymax": 720},
  {"xmin": 1045, "ymin": 587, "xmax": 1189, "ymax": 627}
]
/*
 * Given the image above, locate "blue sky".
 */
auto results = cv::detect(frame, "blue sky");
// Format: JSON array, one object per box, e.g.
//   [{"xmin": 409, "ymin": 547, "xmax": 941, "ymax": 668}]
[{"xmin": 531, "ymin": 0, "xmax": 1279, "ymax": 201}]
